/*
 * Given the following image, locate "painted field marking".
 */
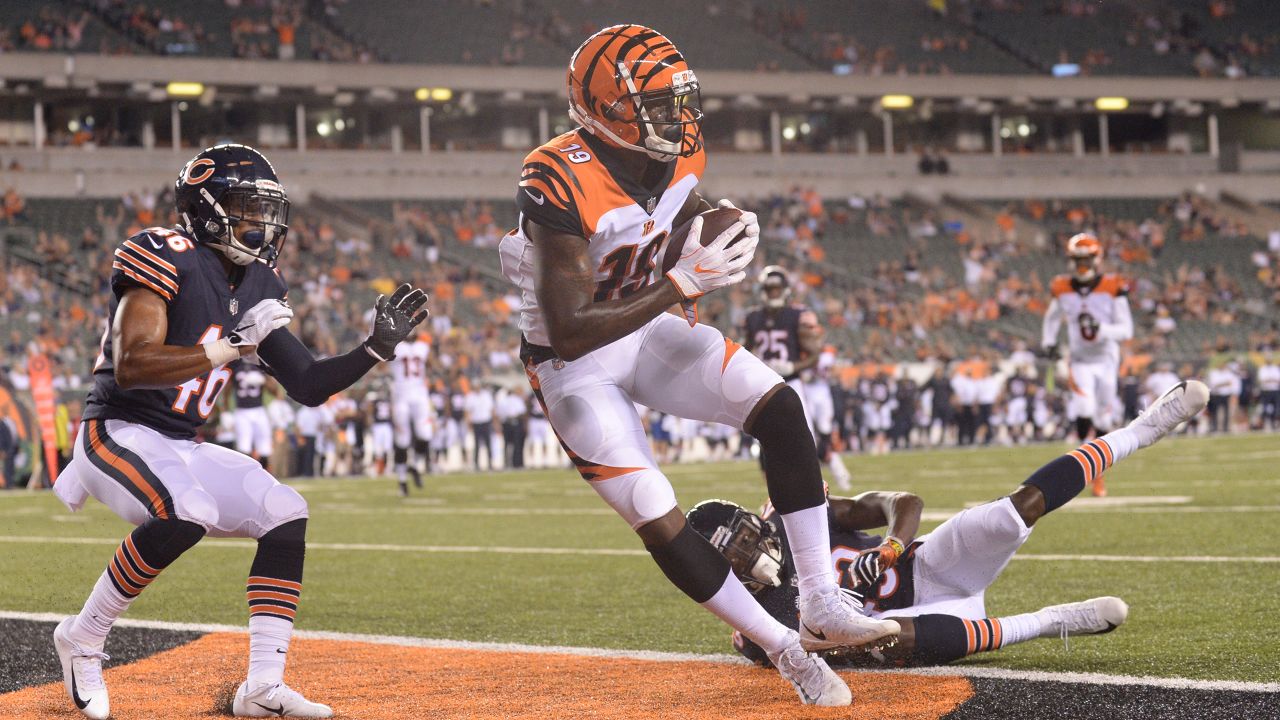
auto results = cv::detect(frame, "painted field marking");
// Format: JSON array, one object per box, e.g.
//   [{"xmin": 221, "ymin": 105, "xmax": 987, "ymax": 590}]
[
  {"xmin": 3, "ymin": 535, "xmax": 1279, "ymax": 563},
  {"xmin": 0, "ymin": 610, "xmax": 1275, "ymax": 693}
]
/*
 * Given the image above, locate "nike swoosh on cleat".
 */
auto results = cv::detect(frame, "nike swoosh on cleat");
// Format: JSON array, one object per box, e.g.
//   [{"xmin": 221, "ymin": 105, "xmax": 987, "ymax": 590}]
[
  {"xmin": 254, "ymin": 701, "xmax": 286, "ymax": 715},
  {"xmin": 71, "ymin": 669, "xmax": 89, "ymax": 710},
  {"xmin": 801, "ymin": 621, "xmax": 827, "ymax": 641}
]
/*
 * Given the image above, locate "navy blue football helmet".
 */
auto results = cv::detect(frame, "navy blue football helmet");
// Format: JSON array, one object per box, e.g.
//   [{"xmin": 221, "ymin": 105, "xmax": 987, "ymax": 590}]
[
  {"xmin": 175, "ymin": 143, "xmax": 289, "ymax": 268},
  {"xmin": 687, "ymin": 499, "xmax": 784, "ymax": 593}
]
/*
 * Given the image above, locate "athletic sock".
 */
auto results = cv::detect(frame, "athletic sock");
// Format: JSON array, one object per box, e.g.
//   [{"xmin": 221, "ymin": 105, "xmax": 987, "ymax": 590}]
[
  {"xmin": 247, "ymin": 519, "xmax": 306, "ymax": 690},
  {"xmin": 700, "ymin": 574, "xmax": 794, "ymax": 656},
  {"xmin": 1022, "ymin": 431, "xmax": 1138, "ymax": 514},
  {"xmin": 908, "ymin": 614, "xmax": 1037, "ymax": 666},
  {"xmin": 779, "ymin": 505, "xmax": 839, "ymax": 599},
  {"xmin": 70, "ymin": 518, "xmax": 206, "ymax": 646}
]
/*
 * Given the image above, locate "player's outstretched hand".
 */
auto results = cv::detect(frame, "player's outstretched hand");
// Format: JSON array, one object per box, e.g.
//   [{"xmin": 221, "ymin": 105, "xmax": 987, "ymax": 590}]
[
  {"xmin": 228, "ymin": 299, "xmax": 294, "ymax": 347},
  {"xmin": 364, "ymin": 283, "xmax": 430, "ymax": 361},
  {"xmin": 666, "ymin": 216, "xmax": 759, "ymax": 301}
]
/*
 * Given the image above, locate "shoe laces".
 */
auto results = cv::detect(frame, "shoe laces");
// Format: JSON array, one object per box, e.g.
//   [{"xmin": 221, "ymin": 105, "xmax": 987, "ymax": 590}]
[
  {"xmin": 71, "ymin": 648, "xmax": 110, "ymax": 688},
  {"xmin": 1047, "ymin": 602, "xmax": 1100, "ymax": 650},
  {"xmin": 777, "ymin": 646, "xmax": 826, "ymax": 687},
  {"xmin": 824, "ymin": 586, "xmax": 866, "ymax": 613},
  {"xmin": 1140, "ymin": 389, "xmax": 1185, "ymax": 431}
]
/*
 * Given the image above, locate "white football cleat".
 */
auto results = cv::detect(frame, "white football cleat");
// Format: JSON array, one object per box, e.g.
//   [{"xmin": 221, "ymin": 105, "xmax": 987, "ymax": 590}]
[
  {"xmin": 1035, "ymin": 596, "xmax": 1129, "ymax": 648},
  {"xmin": 797, "ymin": 587, "xmax": 901, "ymax": 652},
  {"xmin": 1129, "ymin": 380, "xmax": 1209, "ymax": 448},
  {"xmin": 233, "ymin": 681, "xmax": 334, "ymax": 718},
  {"xmin": 53, "ymin": 617, "xmax": 110, "ymax": 720},
  {"xmin": 767, "ymin": 633, "xmax": 852, "ymax": 706}
]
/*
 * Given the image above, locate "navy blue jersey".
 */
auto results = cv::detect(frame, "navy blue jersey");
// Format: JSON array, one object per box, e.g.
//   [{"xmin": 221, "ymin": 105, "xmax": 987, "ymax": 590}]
[
  {"xmin": 83, "ymin": 227, "xmax": 287, "ymax": 438},
  {"xmin": 373, "ymin": 398, "xmax": 393, "ymax": 423},
  {"xmin": 734, "ymin": 503, "xmax": 920, "ymax": 664},
  {"xmin": 231, "ymin": 360, "xmax": 269, "ymax": 409},
  {"xmin": 743, "ymin": 306, "xmax": 804, "ymax": 381}
]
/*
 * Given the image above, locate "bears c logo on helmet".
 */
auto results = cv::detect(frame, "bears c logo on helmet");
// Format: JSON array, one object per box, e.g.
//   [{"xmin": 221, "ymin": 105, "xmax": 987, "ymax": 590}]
[{"xmin": 183, "ymin": 158, "xmax": 217, "ymax": 185}]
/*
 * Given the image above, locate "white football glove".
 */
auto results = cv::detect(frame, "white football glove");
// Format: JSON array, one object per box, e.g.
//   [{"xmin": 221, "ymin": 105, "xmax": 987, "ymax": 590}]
[
  {"xmin": 666, "ymin": 216, "xmax": 759, "ymax": 301},
  {"xmin": 767, "ymin": 359, "xmax": 796, "ymax": 377},
  {"xmin": 228, "ymin": 298, "xmax": 294, "ymax": 347},
  {"xmin": 717, "ymin": 198, "xmax": 761, "ymax": 241}
]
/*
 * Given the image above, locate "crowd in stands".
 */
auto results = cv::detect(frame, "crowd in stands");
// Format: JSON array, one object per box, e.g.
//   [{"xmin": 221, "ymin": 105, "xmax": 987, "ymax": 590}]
[
  {"xmin": 2, "ymin": 183, "xmax": 1279, "ymax": 488},
  {"xmin": 0, "ymin": 6, "xmax": 100, "ymax": 54}
]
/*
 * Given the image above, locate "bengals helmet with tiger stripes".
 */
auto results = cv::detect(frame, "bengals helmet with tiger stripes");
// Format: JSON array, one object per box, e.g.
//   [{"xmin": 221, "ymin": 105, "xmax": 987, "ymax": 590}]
[
  {"xmin": 567, "ymin": 24, "xmax": 703, "ymax": 162},
  {"xmin": 1066, "ymin": 232, "xmax": 1103, "ymax": 283}
]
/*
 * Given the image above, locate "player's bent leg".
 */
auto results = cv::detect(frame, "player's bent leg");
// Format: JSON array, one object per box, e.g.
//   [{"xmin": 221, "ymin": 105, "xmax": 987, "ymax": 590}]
[
  {"xmin": 1016, "ymin": 380, "xmax": 1209, "ymax": 526},
  {"xmin": 911, "ymin": 497, "xmax": 1032, "ymax": 602}
]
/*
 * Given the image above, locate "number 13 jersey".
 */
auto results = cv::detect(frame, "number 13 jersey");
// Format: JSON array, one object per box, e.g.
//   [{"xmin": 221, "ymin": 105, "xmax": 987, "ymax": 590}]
[{"xmin": 499, "ymin": 128, "xmax": 706, "ymax": 347}]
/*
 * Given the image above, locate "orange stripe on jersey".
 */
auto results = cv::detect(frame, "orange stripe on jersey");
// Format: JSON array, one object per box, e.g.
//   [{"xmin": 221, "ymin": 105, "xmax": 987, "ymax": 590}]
[
  {"xmin": 1096, "ymin": 274, "xmax": 1127, "ymax": 296},
  {"xmin": 722, "ymin": 337, "xmax": 742, "ymax": 375},
  {"xmin": 577, "ymin": 464, "xmax": 645, "ymax": 482},
  {"xmin": 115, "ymin": 250, "xmax": 179, "ymax": 292},
  {"xmin": 113, "ymin": 262, "xmax": 174, "ymax": 301},
  {"xmin": 122, "ymin": 238, "xmax": 178, "ymax": 274},
  {"xmin": 89, "ymin": 421, "xmax": 169, "ymax": 518},
  {"xmin": 1050, "ymin": 275, "xmax": 1073, "ymax": 297}
]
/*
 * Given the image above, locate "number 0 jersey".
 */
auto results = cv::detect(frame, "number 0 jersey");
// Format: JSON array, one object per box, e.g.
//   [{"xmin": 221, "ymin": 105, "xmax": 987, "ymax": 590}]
[
  {"xmin": 1041, "ymin": 273, "xmax": 1132, "ymax": 366},
  {"xmin": 84, "ymin": 227, "xmax": 287, "ymax": 439},
  {"xmin": 498, "ymin": 127, "xmax": 706, "ymax": 347}
]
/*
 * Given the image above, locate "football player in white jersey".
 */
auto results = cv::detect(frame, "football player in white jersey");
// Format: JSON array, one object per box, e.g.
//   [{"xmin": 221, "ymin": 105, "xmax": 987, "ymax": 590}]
[
  {"xmin": 802, "ymin": 339, "xmax": 851, "ymax": 490},
  {"xmin": 389, "ymin": 332, "xmax": 434, "ymax": 495},
  {"xmin": 497, "ymin": 24, "xmax": 897, "ymax": 707},
  {"xmin": 1042, "ymin": 233, "xmax": 1133, "ymax": 495},
  {"xmin": 230, "ymin": 359, "xmax": 273, "ymax": 469}
]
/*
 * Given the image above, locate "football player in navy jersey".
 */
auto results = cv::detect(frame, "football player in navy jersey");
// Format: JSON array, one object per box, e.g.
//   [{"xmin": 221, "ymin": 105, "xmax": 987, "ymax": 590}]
[
  {"xmin": 52, "ymin": 144, "xmax": 429, "ymax": 719},
  {"xmin": 691, "ymin": 379, "xmax": 1209, "ymax": 669}
]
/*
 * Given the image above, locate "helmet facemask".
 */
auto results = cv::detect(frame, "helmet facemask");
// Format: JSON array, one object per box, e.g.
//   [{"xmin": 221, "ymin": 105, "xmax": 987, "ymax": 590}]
[
  {"xmin": 192, "ymin": 181, "xmax": 290, "ymax": 268},
  {"xmin": 571, "ymin": 64, "xmax": 703, "ymax": 162},
  {"xmin": 1071, "ymin": 253, "xmax": 1099, "ymax": 283},
  {"xmin": 706, "ymin": 509, "xmax": 784, "ymax": 593}
]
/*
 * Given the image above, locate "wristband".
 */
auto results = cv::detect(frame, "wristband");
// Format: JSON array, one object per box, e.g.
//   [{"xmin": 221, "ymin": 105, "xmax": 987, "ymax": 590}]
[
  {"xmin": 884, "ymin": 536, "xmax": 906, "ymax": 561},
  {"xmin": 363, "ymin": 341, "xmax": 393, "ymax": 362},
  {"xmin": 203, "ymin": 338, "xmax": 239, "ymax": 367}
]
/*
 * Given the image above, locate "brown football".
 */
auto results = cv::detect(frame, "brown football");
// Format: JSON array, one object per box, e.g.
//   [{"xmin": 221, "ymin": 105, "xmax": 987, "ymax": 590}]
[{"xmin": 659, "ymin": 206, "xmax": 748, "ymax": 275}]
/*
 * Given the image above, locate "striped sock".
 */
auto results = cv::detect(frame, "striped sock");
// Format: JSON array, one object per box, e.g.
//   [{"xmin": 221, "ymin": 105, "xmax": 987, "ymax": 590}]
[
  {"xmin": 960, "ymin": 618, "xmax": 1007, "ymax": 655},
  {"xmin": 70, "ymin": 519, "xmax": 205, "ymax": 645},
  {"xmin": 1065, "ymin": 437, "xmax": 1118, "ymax": 486},
  {"xmin": 246, "ymin": 519, "xmax": 306, "ymax": 689}
]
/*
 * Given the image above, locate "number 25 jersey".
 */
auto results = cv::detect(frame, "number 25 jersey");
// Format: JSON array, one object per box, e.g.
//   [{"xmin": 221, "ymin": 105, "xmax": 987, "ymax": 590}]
[
  {"xmin": 84, "ymin": 227, "xmax": 287, "ymax": 439},
  {"xmin": 498, "ymin": 128, "xmax": 706, "ymax": 347}
]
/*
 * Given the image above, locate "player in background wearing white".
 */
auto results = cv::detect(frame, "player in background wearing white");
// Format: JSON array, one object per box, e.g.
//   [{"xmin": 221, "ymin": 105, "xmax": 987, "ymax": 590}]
[
  {"xmin": 230, "ymin": 360, "xmax": 273, "ymax": 469},
  {"xmin": 499, "ymin": 25, "xmax": 897, "ymax": 707},
  {"xmin": 389, "ymin": 333, "xmax": 434, "ymax": 495},
  {"xmin": 1206, "ymin": 360, "xmax": 1243, "ymax": 433},
  {"xmin": 1042, "ymin": 233, "xmax": 1133, "ymax": 496},
  {"xmin": 801, "ymin": 335, "xmax": 851, "ymax": 490},
  {"xmin": 366, "ymin": 387, "xmax": 395, "ymax": 476},
  {"xmin": 1258, "ymin": 354, "xmax": 1280, "ymax": 431}
]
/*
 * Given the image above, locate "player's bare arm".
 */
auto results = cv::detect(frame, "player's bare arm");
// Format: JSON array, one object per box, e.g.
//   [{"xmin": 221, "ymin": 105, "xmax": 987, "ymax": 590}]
[
  {"xmin": 529, "ymin": 220, "xmax": 684, "ymax": 361},
  {"xmin": 113, "ymin": 287, "xmax": 253, "ymax": 390},
  {"xmin": 831, "ymin": 492, "xmax": 924, "ymax": 544}
]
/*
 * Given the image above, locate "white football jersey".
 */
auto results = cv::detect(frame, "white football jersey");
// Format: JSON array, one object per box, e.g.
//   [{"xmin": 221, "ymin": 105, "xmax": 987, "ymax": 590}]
[
  {"xmin": 499, "ymin": 128, "xmax": 706, "ymax": 347},
  {"xmin": 391, "ymin": 339, "xmax": 431, "ymax": 396},
  {"xmin": 1042, "ymin": 274, "xmax": 1133, "ymax": 366},
  {"xmin": 1259, "ymin": 363, "xmax": 1280, "ymax": 392}
]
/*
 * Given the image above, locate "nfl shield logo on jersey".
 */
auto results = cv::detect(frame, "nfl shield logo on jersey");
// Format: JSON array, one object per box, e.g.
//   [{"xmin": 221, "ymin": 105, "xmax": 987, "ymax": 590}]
[{"xmin": 229, "ymin": 298, "xmax": 239, "ymax": 315}]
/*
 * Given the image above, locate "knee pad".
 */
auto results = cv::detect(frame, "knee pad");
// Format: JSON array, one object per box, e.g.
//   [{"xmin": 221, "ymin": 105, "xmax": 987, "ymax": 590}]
[
  {"xmin": 645, "ymin": 521, "xmax": 731, "ymax": 604},
  {"xmin": 262, "ymin": 484, "xmax": 309, "ymax": 528},
  {"xmin": 172, "ymin": 487, "xmax": 219, "ymax": 531},
  {"xmin": 592, "ymin": 468, "xmax": 676, "ymax": 529},
  {"xmin": 252, "ymin": 518, "xmax": 307, "ymax": 583},
  {"xmin": 748, "ymin": 385, "xmax": 807, "ymax": 442}
]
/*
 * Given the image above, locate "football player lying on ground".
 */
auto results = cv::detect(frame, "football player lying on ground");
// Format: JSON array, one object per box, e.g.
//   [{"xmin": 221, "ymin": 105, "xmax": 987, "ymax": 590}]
[
  {"xmin": 500, "ymin": 24, "xmax": 897, "ymax": 707},
  {"xmin": 690, "ymin": 380, "xmax": 1208, "ymax": 668},
  {"xmin": 52, "ymin": 143, "xmax": 429, "ymax": 719}
]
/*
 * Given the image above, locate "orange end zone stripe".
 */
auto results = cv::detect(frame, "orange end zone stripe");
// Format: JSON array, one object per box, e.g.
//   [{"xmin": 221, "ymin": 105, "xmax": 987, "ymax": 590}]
[{"xmin": 88, "ymin": 421, "xmax": 169, "ymax": 519}]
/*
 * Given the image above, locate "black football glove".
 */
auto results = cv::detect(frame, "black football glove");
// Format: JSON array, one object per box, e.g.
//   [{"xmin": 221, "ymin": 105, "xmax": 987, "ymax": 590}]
[{"xmin": 363, "ymin": 283, "xmax": 429, "ymax": 361}]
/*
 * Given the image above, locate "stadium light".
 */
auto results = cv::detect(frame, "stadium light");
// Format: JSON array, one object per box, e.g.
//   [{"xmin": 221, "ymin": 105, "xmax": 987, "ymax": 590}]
[
  {"xmin": 1095, "ymin": 97, "xmax": 1129, "ymax": 112},
  {"xmin": 166, "ymin": 82, "xmax": 204, "ymax": 97},
  {"xmin": 415, "ymin": 87, "xmax": 432, "ymax": 101},
  {"xmin": 430, "ymin": 87, "xmax": 453, "ymax": 102},
  {"xmin": 880, "ymin": 94, "xmax": 914, "ymax": 109}
]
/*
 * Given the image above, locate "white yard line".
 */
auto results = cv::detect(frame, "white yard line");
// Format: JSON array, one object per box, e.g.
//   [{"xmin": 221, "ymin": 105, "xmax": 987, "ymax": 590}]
[
  {"xmin": 0, "ymin": 610, "xmax": 1274, "ymax": 693},
  {"xmin": 2, "ymin": 535, "xmax": 1279, "ymax": 563}
]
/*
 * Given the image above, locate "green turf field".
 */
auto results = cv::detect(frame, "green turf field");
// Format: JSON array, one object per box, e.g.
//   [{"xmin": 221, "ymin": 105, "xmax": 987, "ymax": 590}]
[{"xmin": 2, "ymin": 433, "xmax": 1277, "ymax": 682}]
